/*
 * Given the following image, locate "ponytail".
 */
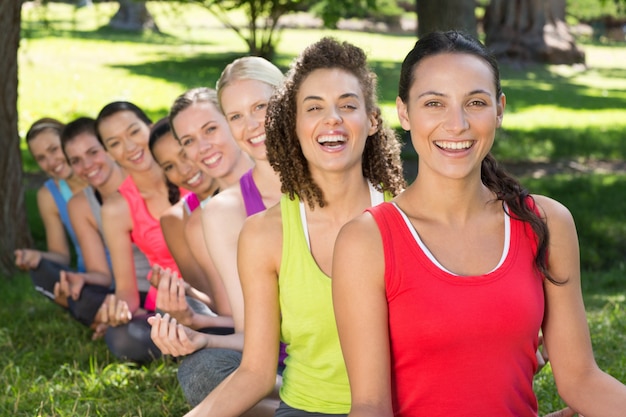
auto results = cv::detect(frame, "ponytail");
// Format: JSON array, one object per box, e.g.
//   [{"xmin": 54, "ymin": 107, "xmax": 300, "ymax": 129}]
[{"xmin": 481, "ymin": 153, "xmax": 564, "ymax": 285}]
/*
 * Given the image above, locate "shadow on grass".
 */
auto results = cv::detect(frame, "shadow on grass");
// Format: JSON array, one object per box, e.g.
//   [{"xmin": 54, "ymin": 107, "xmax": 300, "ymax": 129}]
[
  {"xmin": 21, "ymin": 22, "xmax": 220, "ymax": 47},
  {"xmin": 493, "ymin": 125, "xmax": 626, "ymax": 162},
  {"xmin": 501, "ymin": 65, "xmax": 626, "ymax": 113}
]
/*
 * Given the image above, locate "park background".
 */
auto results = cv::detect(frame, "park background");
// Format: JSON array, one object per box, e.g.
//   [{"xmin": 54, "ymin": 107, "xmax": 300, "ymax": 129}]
[{"xmin": 1, "ymin": 0, "xmax": 625, "ymax": 415}]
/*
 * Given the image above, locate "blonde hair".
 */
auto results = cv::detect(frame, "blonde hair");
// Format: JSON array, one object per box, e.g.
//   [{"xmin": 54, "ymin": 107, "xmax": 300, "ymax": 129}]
[{"xmin": 216, "ymin": 56, "xmax": 284, "ymax": 111}]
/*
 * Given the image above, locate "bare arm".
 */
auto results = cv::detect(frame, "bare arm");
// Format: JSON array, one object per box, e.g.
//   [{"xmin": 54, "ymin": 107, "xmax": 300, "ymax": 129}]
[
  {"xmin": 160, "ymin": 202, "xmax": 210, "ymax": 295},
  {"xmin": 67, "ymin": 192, "xmax": 112, "ymax": 287},
  {"xmin": 151, "ymin": 265, "xmax": 234, "ymax": 330},
  {"xmin": 333, "ymin": 213, "xmax": 393, "ymax": 417},
  {"xmin": 201, "ymin": 189, "xmax": 247, "ymax": 332},
  {"xmin": 185, "ymin": 209, "xmax": 232, "ymax": 316},
  {"xmin": 185, "ymin": 209, "xmax": 282, "ymax": 417},
  {"xmin": 538, "ymin": 195, "xmax": 626, "ymax": 416},
  {"xmin": 101, "ymin": 193, "xmax": 139, "ymax": 315},
  {"xmin": 16, "ymin": 186, "xmax": 72, "ymax": 268}
]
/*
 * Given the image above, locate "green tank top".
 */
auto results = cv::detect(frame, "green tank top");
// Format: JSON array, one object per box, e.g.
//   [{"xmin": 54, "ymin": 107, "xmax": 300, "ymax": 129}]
[
  {"xmin": 278, "ymin": 194, "xmax": 351, "ymax": 413},
  {"xmin": 278, "ymin": 187, "xmax": 390, "ymax": 413}
]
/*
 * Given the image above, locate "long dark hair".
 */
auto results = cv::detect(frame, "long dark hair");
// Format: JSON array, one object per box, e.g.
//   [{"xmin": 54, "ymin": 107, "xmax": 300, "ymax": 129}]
[
  {"xmin": 149, "ymin": 117, "xmax": 181, "ymax": 205},
  {"xmin": 399, "ymin": 30, "xmax": 562, "ymax": 285},
  {"xmin": 95, "ymin": 101, "xmax": 152, "ymax": 146}
]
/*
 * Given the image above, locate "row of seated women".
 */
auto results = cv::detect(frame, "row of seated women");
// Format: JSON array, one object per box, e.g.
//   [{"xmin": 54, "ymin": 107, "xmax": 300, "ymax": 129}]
[
  {"xmin": 16, "ymin": 52, "xmax": 281, "ymax": 361},
  {"xmin": 16, "ymin": 33, "xmax": 626, "ymax": 417}
]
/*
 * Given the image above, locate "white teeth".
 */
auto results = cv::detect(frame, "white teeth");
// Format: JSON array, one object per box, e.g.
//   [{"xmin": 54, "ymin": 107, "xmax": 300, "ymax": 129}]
[
  {"xmin": 435, "ymin": 140, "xmax": 473, "ymax": 150},
  {"xmin": 187, "ymin": 172, "xmax": 202, "ymax": 185},
  {"xmin": 129, "ymin": 151, "xmax": 143, "ymax": 161},
  {"xmin": 317, "ymin": 135, "xmax": 346, "ymax": 144},
  {"xmin": 249, "ymin": 134, "xmax": 266, "ymax": 145},
  {"xmin": 87, "ymin": 170, "xmax": 99, "ymax": 178},
  {"xmin": 53, "ymin": 165, "xmax": 64, "ymax": 173},
  {"xmin": 203, "ymin": 154, "xmax": 220, "ymax": 165}
]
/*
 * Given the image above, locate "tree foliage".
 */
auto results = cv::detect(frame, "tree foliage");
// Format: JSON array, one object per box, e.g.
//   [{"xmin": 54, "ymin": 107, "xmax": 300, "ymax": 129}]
[{"xmin": 178, "ymin": 0, "xmax": 381, "ymax": 59}]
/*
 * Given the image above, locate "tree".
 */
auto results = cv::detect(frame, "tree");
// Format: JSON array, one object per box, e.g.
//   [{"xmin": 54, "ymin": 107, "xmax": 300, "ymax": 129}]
[
  {"xmin": 181, "ymin": 0, "xmax": 378, "ymax": 60},
  {"xmin": 107, "ymin": 0, "xmax": 159, "ymax": 32},
  {"xmin": 484, "ymin": 0, "xmax": 585, "ymax": 64},
  {"xmin": 0, "ymin": 0, "xmax": 32, "ymax": 276},
  {"xmin": 416, "ymin": 0, "xmax": 477, "ymax": 38}
]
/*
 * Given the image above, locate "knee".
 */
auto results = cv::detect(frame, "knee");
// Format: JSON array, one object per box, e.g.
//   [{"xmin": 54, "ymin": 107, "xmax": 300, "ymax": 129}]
[
  {"xmin": 177, "ymin": 348, "xmax": 241, "ymax": 406},
  {"xmin": 105, "ymin": 319, "xmax": 161, "ymax": 363}
]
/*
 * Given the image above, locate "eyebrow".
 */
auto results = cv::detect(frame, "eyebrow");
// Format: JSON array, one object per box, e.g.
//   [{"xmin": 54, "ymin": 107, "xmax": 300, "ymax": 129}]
[
  {"xmin": 302, "ymin": 92, "xmax": 360, "ymax": 102},
  {"xmin": 417, "ymin": 89, "xmax": 492, "ymax": 99},
  {"xmin": 103, "ymin": 122, "xmax": 141, "ymax": 143}
]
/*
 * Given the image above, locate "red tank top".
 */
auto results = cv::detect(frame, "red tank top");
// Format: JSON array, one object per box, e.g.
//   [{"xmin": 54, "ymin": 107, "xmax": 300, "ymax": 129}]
[
  {"xmin": 118, "ymin": 176, "xmax": 183, "ymax": 311},
  {"xmin": 366, "ymin": 202, "xmax": 544, "ymax": 417}
]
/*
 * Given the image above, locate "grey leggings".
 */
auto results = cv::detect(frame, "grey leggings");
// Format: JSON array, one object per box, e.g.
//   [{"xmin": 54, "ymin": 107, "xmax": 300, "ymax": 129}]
[
  {"xmin": 274, "ymin": 402, "xmax": 347, "ymax": 417},
  {"xmin": 177, "ymin": 347, "xmax": 242, "ymax": 406}
]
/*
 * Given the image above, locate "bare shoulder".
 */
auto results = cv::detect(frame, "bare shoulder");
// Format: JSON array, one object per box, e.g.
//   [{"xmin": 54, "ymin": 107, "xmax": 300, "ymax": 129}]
[
  {"xmin": 335, "ymin": 210, "xmax": 383, "ymax": 260},
  {"xmin": 36, "ymin": 183, "xmax": 54, "ymax": 206},
  {"xmin": 203, "ymin": 185, "xmax": 246, "ymax": 229},
  {"xmin": 342, "ymin": 211, "xmax": 380, "ymax": 239},
  {"xmin": 101, "ymin": 192, "xmax": 130, "ymax": 222},
  {"xmin": 239, "ymin": 202, "xmax": 283, "ymax": 250},
  {"xmin": 531, "ymin": 194, "xmax": 576, "ymax": 228},
  {"xmin": 205, "ymin": 184, "xmax": 244, "ymax": 215},
  {"xmin": 67, "ymin": 189, "xmax": 88, "ymax": 213},
  {"xmin": 160, "ymin": 199, "xmax": 184, "ymax": 227}
]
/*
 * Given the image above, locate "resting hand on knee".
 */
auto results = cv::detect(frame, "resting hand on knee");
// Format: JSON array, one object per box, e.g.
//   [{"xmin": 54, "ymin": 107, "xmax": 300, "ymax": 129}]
[{"xmin": 148, "ymin": 313, "xmax": 209, "ymax": 357}]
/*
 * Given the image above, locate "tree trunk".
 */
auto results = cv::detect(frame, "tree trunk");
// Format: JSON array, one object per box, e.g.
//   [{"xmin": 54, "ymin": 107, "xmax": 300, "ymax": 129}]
[
  {"xmin": 416, "ymin": 0, "xmax": 477, "ymax": 38},
  {"xmin": 484, "ymin": 0, "xmax": 585, "ymax": 65},
  {"xmin": 108, "ymin": 0, "xmax": 159, "ymax": 32},
  {"xmin": 0, "ymin": 0, "xmax": 33, "ymax": 276}
]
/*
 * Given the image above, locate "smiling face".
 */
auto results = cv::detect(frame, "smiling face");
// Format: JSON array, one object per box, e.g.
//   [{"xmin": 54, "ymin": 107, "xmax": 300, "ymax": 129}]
[
  {"xmin": 151, "ymin": 129, "xmax": 215, "ymax": 198},
  {"xmin": 97, "ymin": 110, "xmax": 153, "ymax": 172},
  {"xmin": 397, "ymin": 52, "xmax": 505, "ymax": 181},
  {"xmin": 28, "ymin": 129, "xmax": 73, "ymax": 180},
  {"xmin": 171, "ymin": 101, "xmax": 242, "ymax": 180},
  {"xmin": 295, "ymin": 68, "xmax": 377, "ymax": 176},
  {"xmin": 64, "ymin": 131, "xmax": 116, "ymax": 189},
  {"xmin": 220, "ymin": 79, "xmax": 275, "ymax": 162}
]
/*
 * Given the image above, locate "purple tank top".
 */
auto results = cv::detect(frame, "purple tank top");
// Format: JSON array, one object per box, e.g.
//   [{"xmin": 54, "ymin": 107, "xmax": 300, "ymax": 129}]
[
  {"xmin": 239, "ymin": 169, "xmax": 287, "ymax": 368},
  {"xmin": 240, "ymin": 169, "xmax": 266, "ymax": 216}
]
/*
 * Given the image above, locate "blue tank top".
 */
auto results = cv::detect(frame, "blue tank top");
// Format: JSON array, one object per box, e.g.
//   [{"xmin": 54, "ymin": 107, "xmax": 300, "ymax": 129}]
[{"xmin": 44, "ymin": 179, "xmax": 86, "ymax": 272}]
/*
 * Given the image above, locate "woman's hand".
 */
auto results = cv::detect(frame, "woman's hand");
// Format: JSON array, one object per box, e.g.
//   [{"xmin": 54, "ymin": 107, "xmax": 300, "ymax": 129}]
[
  {"xmin": 148, "ymin": 313, "xmax": 209, "ymax": 357},
  {"xmin": 96, "ymin": 294, "xmax": 132, "ymax": 327},
  {"xmin": 153, "ymin": 266, "xmax": 195, "ymax": 327},
  {"xmin": 14, "ymin": 249, "xmax": 42, "ymax": 270}
]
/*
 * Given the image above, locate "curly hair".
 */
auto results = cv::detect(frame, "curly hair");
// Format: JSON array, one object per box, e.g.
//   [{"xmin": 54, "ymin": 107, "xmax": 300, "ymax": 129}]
[{"xmin": 265, "ymin": 37, "xmax": 406, "ymax": 209}]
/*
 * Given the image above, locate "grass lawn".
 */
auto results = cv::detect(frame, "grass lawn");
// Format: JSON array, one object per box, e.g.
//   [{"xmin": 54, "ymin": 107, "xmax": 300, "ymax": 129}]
[{"xmin": 7, "ymin": 1, "xmax": 626, "ymax": 415}]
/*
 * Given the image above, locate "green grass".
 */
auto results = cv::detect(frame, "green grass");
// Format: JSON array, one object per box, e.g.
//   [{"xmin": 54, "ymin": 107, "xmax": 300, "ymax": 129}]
[
  {"xmin": 12, "ymin": 1, "xmax": 626, "ymax": 415},
  {"xmin": 0, "ymin": 275, "xmax": 189, "ymax": 416}
]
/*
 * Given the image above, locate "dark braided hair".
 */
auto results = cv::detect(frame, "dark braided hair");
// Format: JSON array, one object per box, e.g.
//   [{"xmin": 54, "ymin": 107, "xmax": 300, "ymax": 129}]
[
  {"xmin": 149, "ymin": 117, "xmax": 181, "ymax": 205},
  {"xmin": 399, "ymin": 30, "xmax": 562, "ymax": 285}
]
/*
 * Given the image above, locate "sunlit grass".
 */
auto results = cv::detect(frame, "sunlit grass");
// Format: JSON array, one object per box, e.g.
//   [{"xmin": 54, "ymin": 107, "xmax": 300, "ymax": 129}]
[{"xmin": 12, "ymin": 3, "xmax": 626, "ymax": 415}]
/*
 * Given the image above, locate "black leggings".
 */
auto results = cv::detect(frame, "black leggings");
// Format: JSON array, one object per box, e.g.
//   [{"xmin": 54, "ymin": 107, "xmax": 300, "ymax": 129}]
[
  {"xmin": 30, "ymin": 258, "xmax": 111, "ymax": 326},
  {"xmin": 104, "ymin": 313, "xmax": 161, "ymax": 363}
]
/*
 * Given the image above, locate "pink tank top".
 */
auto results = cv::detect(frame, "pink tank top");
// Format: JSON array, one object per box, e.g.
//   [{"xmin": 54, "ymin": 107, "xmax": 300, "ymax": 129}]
[{"xmin": 118, "ymin": 176, "xmax": 183, "ymax": 311}]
